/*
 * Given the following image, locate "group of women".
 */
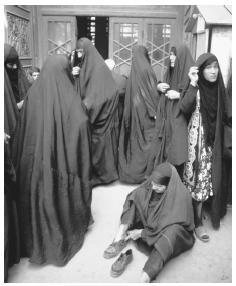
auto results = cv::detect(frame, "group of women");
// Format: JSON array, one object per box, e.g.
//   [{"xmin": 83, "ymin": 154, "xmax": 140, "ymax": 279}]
[{"xmin": 4, "ymin": 37, "xmax": 231, "ymax": 282}]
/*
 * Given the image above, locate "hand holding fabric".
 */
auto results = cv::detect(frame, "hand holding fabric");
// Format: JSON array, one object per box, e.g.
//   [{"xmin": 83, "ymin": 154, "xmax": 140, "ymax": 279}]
[
  {"xmin": 166, "ymin": 90, "xmax": 180, "ymax": 100},
  {"xmin": 188, "ymin": 66, "xmax": 199, "ymax": 86},
  {"xmin": 157, "ymin": 82, "xmax": 170, "ymax": 93},
  {"xmin": 72, "ymin": 66, "xmax": 80, "ymax": 76},
  {"xmin": 17, "ymin": 100, "xmax": 24, "ymax": 110},
  {"xmin": 4, "ymin": 133, "xmax": 10, "ymax": 144}
]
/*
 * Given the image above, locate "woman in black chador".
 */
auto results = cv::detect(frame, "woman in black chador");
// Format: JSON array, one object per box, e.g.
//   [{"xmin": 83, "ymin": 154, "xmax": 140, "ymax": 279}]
[
  {"xmin": 104, "ymin": 163, "xmax": 195, "ymax": 282},
  {"xmin": 72, "ymin": 37, "xmax": 120, "ymax": 186},
  {"xmin": 4, "ymin": 43, "xmax": 30, "ymax": 281},
  {"xmin": 181, "ymin": 53, "xmax": 228, "ymax": 240},
  {"xmin": 13, "ymin": 55, "xmax": 92, "ymax": 266},
  {"xmin": 118, "ymin": 45, "xmax": 159, "ymax": 184},
  {"xmin": 147, "ymin": 45, "xmax": 195, "ymax": 178},
  {"xmin": 4, "ymin": 44, "xmax": 30, "ymax": 109}
]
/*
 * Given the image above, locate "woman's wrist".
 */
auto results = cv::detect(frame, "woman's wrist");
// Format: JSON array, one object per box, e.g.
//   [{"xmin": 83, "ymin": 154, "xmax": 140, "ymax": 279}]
[{"xmin": 190, "ymin": 81, "xmax": 197, "ymax": 87}]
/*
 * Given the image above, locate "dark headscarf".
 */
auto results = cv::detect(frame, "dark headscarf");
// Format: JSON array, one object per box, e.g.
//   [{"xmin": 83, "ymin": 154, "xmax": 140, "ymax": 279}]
[
  {"xmin": 4, "ymin": 66, "xmax": 19, "ymax": 140},
  {"xmin": 12, "ymin": 54, "xmax": 92, "ymax": 266},
  {"xmin": 75, "ymin": 37, "xmax": 119, "ymax": 186},
  {"xmin": 164, "ymin": 44, "xmax": 195, "ymax": 91},
  {"xmin": 4, "ymin": 44, "xmax": 30, "ymax": 103},
  {"xmin": 118, "ymin": 45, "xmax": 159, "ymax": 183},
  {"xmin": 121, "ymin": 162, "xmax": 194, "ymax": 246},
  {"xmin": 196, "ymin": 53, "xmax": 226, "ymax": 147},
  {"xmin": 196, "ymin": 53, "xmax": 227, "ymax": 228}
]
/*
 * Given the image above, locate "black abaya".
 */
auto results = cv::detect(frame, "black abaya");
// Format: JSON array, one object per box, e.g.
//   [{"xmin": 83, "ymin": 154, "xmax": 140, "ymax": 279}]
[
  {"xmin": 147, "ymin": 45, "xmax": 195, "ymax": 175},
  {"xmin": 13, "ymin": 55, "xmax": 92, "ymax": 265},
  {"xmin": 118, "ymin": 45, "xmax": 159, "ymax": 183},
  {"xmin": 75, "ymin": 37, "xmax": 120, "ymax": 186}
]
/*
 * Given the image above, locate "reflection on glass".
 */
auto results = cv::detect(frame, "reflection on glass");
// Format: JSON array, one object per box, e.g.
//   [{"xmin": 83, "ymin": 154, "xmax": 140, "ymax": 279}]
[{"xmin": 48, "ymin": 21, "xmax": 72, "ymax": 55}]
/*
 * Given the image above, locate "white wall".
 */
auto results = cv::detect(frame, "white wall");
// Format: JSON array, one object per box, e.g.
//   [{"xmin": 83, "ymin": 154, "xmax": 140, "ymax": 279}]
[{"xmin": 210, "ymin": 26, "xmax": 232, "ymax": 84}]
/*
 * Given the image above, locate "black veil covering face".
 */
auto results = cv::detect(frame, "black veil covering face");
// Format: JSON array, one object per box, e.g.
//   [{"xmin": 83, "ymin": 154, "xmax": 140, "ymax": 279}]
[
  {"xmin": 75, "ymin": 37, "xmax": 120, "ymax": 186},
  {"xmin": 4, "ymin": 44, "xmax": 30, "ymax": 103},
  {"xmin": 121, "ymin": 162, "xmax": 194, "ymax": 245},
  {"xmin": 118, "ymin": 45, "xmax": 159, "ymax": 183},
  {"xmin": 12, "ymin": 54, "xmax": 92, "ymax": 266}
]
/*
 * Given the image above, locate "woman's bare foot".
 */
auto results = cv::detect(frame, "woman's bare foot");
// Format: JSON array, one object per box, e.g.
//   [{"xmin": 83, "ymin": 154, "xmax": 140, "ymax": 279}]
[{"xmin": 140, "ymin": 271, "xmax": 151, "ymax": 283}]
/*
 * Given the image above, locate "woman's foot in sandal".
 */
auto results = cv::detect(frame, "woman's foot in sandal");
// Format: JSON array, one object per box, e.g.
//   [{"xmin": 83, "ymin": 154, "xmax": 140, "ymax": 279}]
[{"xmin": 194, "ymin": 225, "xmax": 210, "ymax": 242}]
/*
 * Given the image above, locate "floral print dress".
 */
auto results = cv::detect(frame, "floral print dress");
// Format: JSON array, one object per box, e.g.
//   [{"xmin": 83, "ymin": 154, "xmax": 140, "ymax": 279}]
[{"xmin": 183, "ymin": 91, "xmax": 213, "ymax": 202}]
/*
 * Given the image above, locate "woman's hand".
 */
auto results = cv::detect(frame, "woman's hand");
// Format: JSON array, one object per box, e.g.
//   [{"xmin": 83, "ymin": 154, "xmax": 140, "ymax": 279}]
[
  {"xmin": 166, "ymin": 90, "xmax": 180, "ymax": 100},
  {"xmin": 125, "ymin": 229, "xmax": 143, "ymax": 241},
  {"xmin": 72, "ymin": 66, "xmax": 80, "ymax": 76},
  {"xmin": 157, "ymin": 82, "xmax": 170, "ymax": 93},
  {"xmin": 4, "ymin": 133, "xmax": 10, "ymax": 144},
  {"xmin": 17, "ymin": 100, "xmax": 24, "ymax": 110},
  {"xmin": 188, "ymin": 66, "xmax": 199, "ymax": 86}
]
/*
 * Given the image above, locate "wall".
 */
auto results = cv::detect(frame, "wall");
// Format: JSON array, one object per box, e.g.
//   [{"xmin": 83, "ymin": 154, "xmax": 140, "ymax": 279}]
[{"xmin": 210, "ymin": 26, "xmax": 232, "ymax": 84}]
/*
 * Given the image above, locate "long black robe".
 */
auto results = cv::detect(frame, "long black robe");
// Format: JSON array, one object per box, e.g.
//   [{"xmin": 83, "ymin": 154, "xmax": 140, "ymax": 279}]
[
  {"xmin": 75, "ymin": 37, "xmax": 119, "ymax": 186},
  {"xmin": 4, "ymin": 145, "xmax": 20, "ymax": 282},
  {"xmin": 121, "ymin": 162, "xmax": 195, "ymax": 244},
  {"xmin": 180, "ymin": 53, "xmax": 228, "ymax": 229},
  {"xmin": 224, "ymin": 73, "xmax": 232, "ymax": 204},
  {"xmin": 118, "ymin": 45, "xmax": 159, "ymax": 183},
  {"xmin": 111, "ymin": 70, "xmax": 127, "ymax": 131},
  {"xmin": 147, "ymin": 45, "xmax": 195, "ymax": 175},
  {"xmin": 120, "ymin": 162, "xmax": 194, "ymax": 278},
  {"xmin": 12, "ymin": 55, "xmax": 92, "ymax": 265},
  {"xmin": 4, "ymin": 44, "xmax": 30, "ymax": 281}
]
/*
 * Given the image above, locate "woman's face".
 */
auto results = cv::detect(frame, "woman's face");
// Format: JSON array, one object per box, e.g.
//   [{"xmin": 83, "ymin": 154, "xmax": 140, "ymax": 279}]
[
  {"xmin": 151, "ymin": 181, "xmax": 167, "ymax": 193},
  {"xmin": 170, "ymin": 52, "xmax": 176, "ymax": 67},
  {"xmin": 77, "ymin": 48, "xmax": 84, "ymax": 58},
  {"xmin": 203, "ymin": 61, "xmax": 219, "ymax": 82},
  {"xmin": 6, "ymin": 62, "xmax": 18, "ymax": 70}
]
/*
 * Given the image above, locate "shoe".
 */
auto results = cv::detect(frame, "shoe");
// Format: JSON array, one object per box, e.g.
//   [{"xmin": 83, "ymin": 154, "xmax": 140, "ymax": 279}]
[
  {"xmin": 103, "ymin": 239, "xmax": 127, "ymax": 259},
  {"xmin": 194, "ymin": 226, "xmax": 210, "ymax": 242},
  {"xmin": 110, "ymin": 249, "xmax": 133, "ymax": 277}
]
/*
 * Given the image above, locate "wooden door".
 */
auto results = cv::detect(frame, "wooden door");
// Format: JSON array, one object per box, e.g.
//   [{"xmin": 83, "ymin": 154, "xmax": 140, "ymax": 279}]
[
  {"xmin": 41, "ymin": 16, "xmax": 76, "ymax": 64},
  {"xmin": 109, "ymin": 17, "xmax": 177, "ymax": 80}
]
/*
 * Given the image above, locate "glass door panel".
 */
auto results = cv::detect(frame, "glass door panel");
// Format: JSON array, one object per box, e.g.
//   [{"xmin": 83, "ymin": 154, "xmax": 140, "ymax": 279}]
[
  {"xmin": 144, "ymin": 18, "xmax": 176, "ymax": 81},
  {"xmin": 42, "ymin": 16, "xmax": 76, "ymax": 63},
  {"xmin": 109, "ymin": 18, "xmax": 142, "ymax": 77}
]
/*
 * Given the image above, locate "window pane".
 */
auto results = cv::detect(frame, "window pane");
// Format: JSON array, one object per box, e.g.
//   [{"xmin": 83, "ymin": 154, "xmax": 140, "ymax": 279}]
[{"xmin": 48, "ymin": 21, "xmax": 72, "ymax": 55}]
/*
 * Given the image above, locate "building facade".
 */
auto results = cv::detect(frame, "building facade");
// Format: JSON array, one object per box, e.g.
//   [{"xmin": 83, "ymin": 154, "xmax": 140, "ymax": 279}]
[{"xmin": 4, "ymin": 5, "xmax": 232, "ymax": 83}]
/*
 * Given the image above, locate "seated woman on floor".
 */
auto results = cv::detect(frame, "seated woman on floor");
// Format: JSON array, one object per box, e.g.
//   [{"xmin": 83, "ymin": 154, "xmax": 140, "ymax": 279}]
[{"xmin": 103, "ymin": 162, "xmax": 195, "ymax": 283}]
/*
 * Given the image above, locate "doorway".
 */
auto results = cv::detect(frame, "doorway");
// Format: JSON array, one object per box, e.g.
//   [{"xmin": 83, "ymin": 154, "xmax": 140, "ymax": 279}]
[
  {"xmin": 76, "ymin": 16, "xmax": 109, "ymax": 59},
  {"xmin": 109, "ymin": 17, "xmax": 177, "ymax": 80}
]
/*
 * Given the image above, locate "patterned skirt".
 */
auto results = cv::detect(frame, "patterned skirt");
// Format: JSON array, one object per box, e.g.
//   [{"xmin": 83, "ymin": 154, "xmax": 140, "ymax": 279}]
[{"xmin": 183, "ymin": 94, "xmax": 213, "ymax": 202}]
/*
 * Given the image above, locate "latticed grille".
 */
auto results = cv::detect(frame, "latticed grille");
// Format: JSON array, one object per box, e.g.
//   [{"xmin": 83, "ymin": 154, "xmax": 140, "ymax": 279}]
[
  {"xmin": 146, "ymin": 23, "xmax": 171, "ymax": 79},
  {"xmin": 110, "ymin": 19, "xmax": 172, "ymax": 79},
  {"xmin": 47, "ymin": 21, "xmax": 72, "ymax": 56},
  {"xmin": 113, "ymin": 23, "xmax": 139, "ymax": 68}
]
